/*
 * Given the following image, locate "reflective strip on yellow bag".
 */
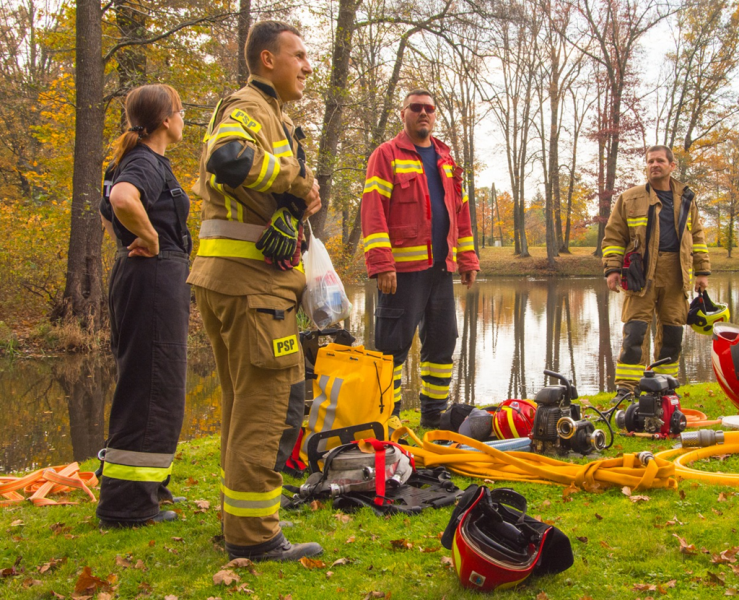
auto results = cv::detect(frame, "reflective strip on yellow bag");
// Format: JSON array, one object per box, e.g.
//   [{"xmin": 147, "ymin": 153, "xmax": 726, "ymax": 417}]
[{"xmin": 300, "ymin": 344, "xmax": 394, "ymax": 463}]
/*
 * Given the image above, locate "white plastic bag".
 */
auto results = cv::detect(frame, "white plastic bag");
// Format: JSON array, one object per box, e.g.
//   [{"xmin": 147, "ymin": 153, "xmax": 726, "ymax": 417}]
[{"xmin": 302, "ymin": 226, "xmax": 352, "ymax": 329}]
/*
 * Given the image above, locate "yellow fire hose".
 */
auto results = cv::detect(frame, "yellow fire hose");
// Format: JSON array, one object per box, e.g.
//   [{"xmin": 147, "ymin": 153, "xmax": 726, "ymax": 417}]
[
  {"xmin": 390, "ymin": 428, "xmax": 739, "ymax": 492},
  {"xmin": 656, "ymin": 430, "xmax": 739, "ymax": 486},
  {"xmin": 390, "ymin": 427, "xmax": 677, "ymax": 492}
]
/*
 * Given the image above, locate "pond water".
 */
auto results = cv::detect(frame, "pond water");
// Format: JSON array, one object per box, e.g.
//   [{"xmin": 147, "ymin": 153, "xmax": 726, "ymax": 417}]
[{"xmin": 3, "ymin": 273, "xmax": 739, "ymax": 473}]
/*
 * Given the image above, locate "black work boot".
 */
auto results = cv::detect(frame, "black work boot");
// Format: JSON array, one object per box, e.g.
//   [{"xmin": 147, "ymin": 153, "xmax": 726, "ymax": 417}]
[
  {"xmin": 226, "ymin": 533, "xmax": 323, "ymax": 562},
  {"xmin": 99, "ymin": 510, "xmax": 178, "ymax": 529},
  {"xmin": 420, "ymin": 412, "xmax": 441, "ymax": 429},
  {"xmin": 611, "ymin": 388, "xmax": 634, "ymax": 405}
]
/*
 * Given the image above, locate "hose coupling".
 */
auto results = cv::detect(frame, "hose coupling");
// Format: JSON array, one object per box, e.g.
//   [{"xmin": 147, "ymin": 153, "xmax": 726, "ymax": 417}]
[
  {"xmin": 680, "ymin": 429, "xmax": 725, "ymax": 448},
  {"xmin": 637, "ymin": 451, "xmax": 654, "ymax": 466},
  {"xmin": 97, "ymin": 448, "xmax": 107, "ymax": 461}
]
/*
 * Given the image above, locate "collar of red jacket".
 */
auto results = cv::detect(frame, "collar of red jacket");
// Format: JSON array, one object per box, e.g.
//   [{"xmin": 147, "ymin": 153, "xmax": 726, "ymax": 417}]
[{"xmin": 394, "ymin": 130, "xmax": 452, "ymax": 160}]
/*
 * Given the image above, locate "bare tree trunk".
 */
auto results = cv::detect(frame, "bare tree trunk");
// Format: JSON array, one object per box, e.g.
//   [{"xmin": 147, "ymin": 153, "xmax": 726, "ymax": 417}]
[
  {"xmin": 237, "ymin": 0, "xmax": 252, "ymax": 87},
  {"xmin": 492, "ymin": 183, "xmax": 504, "ymax": 245},
  {"xmin": 310, "ymin": 0, "xmax": 360, "ymax": 239},
  {"xmin": 346, "ymin": 30, "xmax": 417, "ymax": 256},
  {"xmin": 53, "ymin": 0, "xmax": 105, "ymax": 328}
]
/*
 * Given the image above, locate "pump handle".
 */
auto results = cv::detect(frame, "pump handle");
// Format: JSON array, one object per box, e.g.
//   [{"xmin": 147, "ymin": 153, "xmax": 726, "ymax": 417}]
[{"xmin": 647, "ymin": 357, "xmax": 672, "ymax": 370}]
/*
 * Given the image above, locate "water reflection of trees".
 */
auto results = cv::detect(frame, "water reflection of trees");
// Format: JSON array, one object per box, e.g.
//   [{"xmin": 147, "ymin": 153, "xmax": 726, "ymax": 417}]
[{"xmin": 2, "ymin": 347, "xmax": 222, "ymax": 473}]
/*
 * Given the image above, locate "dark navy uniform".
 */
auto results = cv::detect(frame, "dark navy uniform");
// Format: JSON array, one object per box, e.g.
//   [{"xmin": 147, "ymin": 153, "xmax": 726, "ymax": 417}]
[{"xmin": 98, "ymin": 144, "xmax": 192, "ymax": 523}]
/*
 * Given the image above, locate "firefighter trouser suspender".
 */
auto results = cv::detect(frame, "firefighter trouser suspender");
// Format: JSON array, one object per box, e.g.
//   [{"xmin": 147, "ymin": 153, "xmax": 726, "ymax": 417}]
[
  {"xmin": 615, "ymin": 252, "xmax": 689, "ymax": 391},
  {"xmin": 97, "ymin": 254, "xmax": 190, "ymax": 522},
  {"xmin": 194, "ymin": 287, "xmax": 304, "ymax": 548},
  {"xmin": 374, "ymin": 264, "xmax": 458, "ymax": 419}
]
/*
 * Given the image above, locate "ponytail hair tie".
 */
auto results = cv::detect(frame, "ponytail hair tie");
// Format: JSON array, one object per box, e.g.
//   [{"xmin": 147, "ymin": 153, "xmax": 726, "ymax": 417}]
[{"xmin": 128, "ymin": 125, "xmax": 146, "ymax": 139}]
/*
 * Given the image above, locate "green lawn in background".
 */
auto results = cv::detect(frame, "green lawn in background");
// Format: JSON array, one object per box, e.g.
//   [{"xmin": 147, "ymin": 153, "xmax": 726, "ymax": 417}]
[{"xmin": 2, "ymin": 381, "xmax": 739, "ymax": 599}]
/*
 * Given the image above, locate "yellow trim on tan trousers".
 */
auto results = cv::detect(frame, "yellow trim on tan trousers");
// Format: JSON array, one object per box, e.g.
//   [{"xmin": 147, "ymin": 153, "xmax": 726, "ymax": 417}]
[
  {"xmin": 616, "ymin": 252, "xmax": 689, "ymax": 391},
  {"xmin": 194, "ymin": 286, "xmax": 304, "ymax": 547}
]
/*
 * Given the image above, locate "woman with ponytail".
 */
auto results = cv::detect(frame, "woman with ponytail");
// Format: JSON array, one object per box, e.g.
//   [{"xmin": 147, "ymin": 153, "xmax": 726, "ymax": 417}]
[{"xmin": 98, "ymin": 84, "xmax": 192, "ymax": 528}]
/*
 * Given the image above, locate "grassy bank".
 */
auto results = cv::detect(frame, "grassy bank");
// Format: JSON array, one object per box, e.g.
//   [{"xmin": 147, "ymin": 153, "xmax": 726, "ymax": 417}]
[
  {"xmin": 476, "ymin": 245, "xmax": 739, "ymax": 277},
  {"xmin": 2, "ymin": 383, "xmax": 739, "ymax": 599}
]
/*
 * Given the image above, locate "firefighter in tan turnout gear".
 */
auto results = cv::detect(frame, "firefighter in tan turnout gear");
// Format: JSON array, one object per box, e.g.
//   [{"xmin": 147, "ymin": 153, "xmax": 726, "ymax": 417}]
[
  {"xmin": 603, "ymin": 145, "xmax": 711, "ymax": 401},
  {"xmin": 187, "ymin": 21, "xmax": 322, "ymax": 562}
]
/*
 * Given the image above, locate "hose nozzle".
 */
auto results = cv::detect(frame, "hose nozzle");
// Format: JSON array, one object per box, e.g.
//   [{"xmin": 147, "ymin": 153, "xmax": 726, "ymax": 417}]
[
  {"xmin": 637, "ymin": 451, "xmax": 654, "ymax": 466},
  {"xmin": 680, "ymin": 429, "xmax": 725, "ymax": 448}
]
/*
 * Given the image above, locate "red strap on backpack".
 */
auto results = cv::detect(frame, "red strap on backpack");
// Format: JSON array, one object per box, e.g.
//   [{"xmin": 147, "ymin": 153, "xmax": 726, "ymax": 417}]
[{"xmin": 359, "ymin": 439, "xmax": 415, "ymax": 506}]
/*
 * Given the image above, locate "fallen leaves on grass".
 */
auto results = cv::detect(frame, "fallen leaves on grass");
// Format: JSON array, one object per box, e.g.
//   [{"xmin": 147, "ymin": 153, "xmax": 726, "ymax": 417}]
[
  {"xmin": 576, "ymin": 537, "xmax": 588, "ymax": 544},
  {"xmin": 346, "ymin": 536, "xmax": 356, "ymax": 544},
  {"xmin": 562, "ymin": 483, "xmax": 579, "ymax": 501},
  {"xmin": 629, "ymin": 495, "xmax": 651, "ymax": 503},
  {"xmin": 3, "ymin": 556, "xmax": 24, "ymax": 578},
  {"xmin": 363, "ymin": 592, "xmax": 387, "ymax": 599},
  {"xmin": 299, "ymin": 557, "xmax": 327, "ymax": 570},
  {"xmin": 390, "ymin": 539, "xmax": 413, "ymax": 550},
  {"xmin": 712, "ymin": 548, "xmax": 739, "ymax": 564},
  {"xmin": 440, "ymin": 557, "xmax": 453, "ymax": 568},
  {"xmin": 726, "ymin": 588, "xmax": 738, "ymax": 596},
  {"xmin": 595, "ymin": 513, "xmax": 603, "ymax": 520},
  {"xmin": 719, "ymin": 493, "xmax": 729, "ymax": 502},
  {"xmin": 38, "ymin": 557, "xmax": 67, "ymax": 574},
  {"xmin": 10, "ymin": 520, "xmax": 24, "ymax": 527},
  {"xmin": 21, "ymin": 577, "xmax": 42, "ymax": 588},
  {"xmin": 673, "ymin": 534, "xmax": 698, "ymax": 555},
  {"xmin": 333, "ymin": 512, "xmax": 352, "ymax": 524},
  {"xmin": 73, "ymin": 567, "xmax": 116, "ymax": 596},
  {"xmin": 212, "ymin": 570, "xmax": 240, "ymax": 586},
  {"xmin": 621, "ymin": 486, "xmax": 632, "ymax": 497},
  {"xmin": 331, "ymin": 558, "xmax": 352, "ymax": 567},
  {"xmin": 310, "ymin": 500, "xmax": 325, "ymax": 511}
]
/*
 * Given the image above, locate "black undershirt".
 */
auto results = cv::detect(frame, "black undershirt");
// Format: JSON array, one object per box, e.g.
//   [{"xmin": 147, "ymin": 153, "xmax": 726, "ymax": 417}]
[{"xmin": 655, "ymin": 189, "xmax": 680, "ymax": 252}]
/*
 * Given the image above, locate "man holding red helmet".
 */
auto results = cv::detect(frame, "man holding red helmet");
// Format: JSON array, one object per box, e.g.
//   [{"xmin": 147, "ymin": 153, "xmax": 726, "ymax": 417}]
[{"xmin": 361, "ymin": 89, "xmax": 479, "ymax": 428}]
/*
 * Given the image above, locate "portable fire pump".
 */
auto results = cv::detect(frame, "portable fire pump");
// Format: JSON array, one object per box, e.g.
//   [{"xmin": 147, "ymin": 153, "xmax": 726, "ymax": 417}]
[
  {"xmin": 614, "ymin": 358, "xmax": 687, "ymax": 438},
  {"xmin": 531, "ymin": 370, "xmax": 607, "ymax": 455}
]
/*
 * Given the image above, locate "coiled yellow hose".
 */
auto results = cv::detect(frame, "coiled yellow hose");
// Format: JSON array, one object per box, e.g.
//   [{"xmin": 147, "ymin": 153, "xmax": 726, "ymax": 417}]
[
  {"xmin": 390, "ymin": 427, "xmax": 677, "ymax": 492},
  {"xmin": 656, "ymin": 430, "xmax": 739, "ymax": 486}
]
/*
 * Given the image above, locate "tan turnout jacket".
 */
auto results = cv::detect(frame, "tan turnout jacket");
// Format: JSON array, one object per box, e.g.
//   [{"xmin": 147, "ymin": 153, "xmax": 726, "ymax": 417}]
[{"xmin": 601, "ymin": 177, "xmax": 711, "ymax": 297}]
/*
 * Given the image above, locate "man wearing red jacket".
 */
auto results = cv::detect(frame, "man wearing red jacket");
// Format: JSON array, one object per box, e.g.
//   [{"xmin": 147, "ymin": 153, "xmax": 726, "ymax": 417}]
[{"xmin": 361, "ymin": 89, "xmax": 480, "ymax": 428}]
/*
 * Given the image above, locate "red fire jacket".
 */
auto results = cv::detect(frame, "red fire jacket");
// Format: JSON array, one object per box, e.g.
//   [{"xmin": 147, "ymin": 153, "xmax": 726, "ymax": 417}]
[{"xmin": 361, "ymin": 131, "xmax": 480, "ymax": 278}]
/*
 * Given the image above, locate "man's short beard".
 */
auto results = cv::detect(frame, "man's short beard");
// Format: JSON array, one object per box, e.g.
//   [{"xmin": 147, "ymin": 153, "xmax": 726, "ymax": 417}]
[{"xmin": 417, "ymin": 128, "xmax": 430, "ymax": 139}]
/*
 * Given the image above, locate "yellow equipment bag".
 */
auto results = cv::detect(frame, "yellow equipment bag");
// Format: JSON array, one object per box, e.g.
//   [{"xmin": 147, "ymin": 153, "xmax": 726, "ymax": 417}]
[{"xmin": 300, "ymin": 343, "xmax": 394, "ymax": 462}]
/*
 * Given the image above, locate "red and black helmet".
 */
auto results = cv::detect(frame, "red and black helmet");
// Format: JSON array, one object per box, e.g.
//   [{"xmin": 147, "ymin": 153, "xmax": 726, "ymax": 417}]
[
  {"xmin": 492, "ymin": 399, "xmax": 537, "ymax": 440},
  {"xmin": 712, "ymin": 323, "xmax": 739, "ymax": 411},
  {"xmin": 441, "ymin": 486, "xmax": 573, "ymax": 592}
]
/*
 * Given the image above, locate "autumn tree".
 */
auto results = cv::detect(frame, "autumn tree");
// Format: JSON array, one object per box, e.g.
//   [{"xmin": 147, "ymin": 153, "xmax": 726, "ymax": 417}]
[{"xmin": 570, "ymin": 0, "xmax": 673, "ymax": 257}]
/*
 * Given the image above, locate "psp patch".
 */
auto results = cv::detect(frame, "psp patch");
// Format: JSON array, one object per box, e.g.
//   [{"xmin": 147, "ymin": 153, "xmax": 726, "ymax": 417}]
[
  {"xmin": 273, "ymin": 334, "xmax": 298, "ymax": 357},
  {"xmin": 230, "ymin": 109, "xmax": 262, "ymax": 134}
]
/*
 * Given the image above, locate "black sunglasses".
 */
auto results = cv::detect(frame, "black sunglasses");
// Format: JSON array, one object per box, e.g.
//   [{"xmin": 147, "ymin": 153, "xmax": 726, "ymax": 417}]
[{"xmin": 406, "ymin": 103, "xmax": 436, "ymax": 114}]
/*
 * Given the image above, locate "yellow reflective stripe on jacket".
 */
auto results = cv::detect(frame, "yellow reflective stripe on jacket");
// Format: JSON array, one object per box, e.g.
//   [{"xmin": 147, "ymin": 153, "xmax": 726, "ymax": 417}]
[
  {"xmin": 421, "ymin": 381, "xmax": 450, "ymax": 399},
  {"xmin": 457, "ymin": 236, "xmax": 474, "ymax": 253},
  {"xmin": 652, "ymin": 362, "xmax": 678, "ymax": 375},
  {"xmin": 102, "ymin": 462, "xmax": 172, "ymax": 483},
  {"xmin": 687, "ymin": 217, "xmax": 693, "ymax": 231},
  {"xmin": 392, "ymin": 245, "xmax": 428, "ymax": 262},
  {"xmin": 452, "ymin": 247, "xmax": 457, "ymax": 262},
  {"xmin": 203, "ymin": 99, "xmax": 224, "ymax": 142},
  {"xmin": 221, "ymin": 483, "xmax": 282, "ymax": 518},
  {"xmin": 603, "ymin": 246, "xmax": 625, "ymax": 256},
  {"xmin": 363, "ymin": 232, "xmax": 391, "ymax": 252},
  {"xmin": 421, "ymin": 362, "xmax": 453, "ymax": 378},
  {"xmin": 210, "ymin": 175, "xmax": 244, "ymax": 222},
  {"xmin": 273, "ymin": 139, "xmax": 293, "ymax": 158},
  {"xmin": 197, "ymin": 238, "xmax": 304, "ymax": 273},
  {"xmin": 462, "ymin": 188, "xmax": 469, "ymax": 203},
  {"xmin": 246, "ymin": 152, "xmax": 281, "ymax": 192},
  {"xmin": 627, "ymin": 217, "xmax": 648, "ymax": 227},
  {"xmin": 364, "ymin": 176, "xmax": 394, "ymax": 198},
  {"xmin": 207, "ymin": 124, "xmax": 255, "ymax": 153},
  {"xmin": 442, "ymin": 164, "xmax": 454, "ymax": 177},
  {"xmin": 391, "ymin": 159, "xmax": 423, "ymax": 174},
  {"xmin": 616, "ymin": 363, "xmax": 643, "ymax": 381},
  {"xmin": 692, "ymin": 243, "xmax": 708, "ymax": 253}
]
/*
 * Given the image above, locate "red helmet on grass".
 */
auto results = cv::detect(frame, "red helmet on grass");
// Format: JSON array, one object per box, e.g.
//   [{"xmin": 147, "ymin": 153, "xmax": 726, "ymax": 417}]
[
  {"xmin": 492, "ymin": 399, "xmax": 537, "ymax": 439},
  {"xmin": 712, "ymin": 323, "xmax": 739, "ymax": 411}
]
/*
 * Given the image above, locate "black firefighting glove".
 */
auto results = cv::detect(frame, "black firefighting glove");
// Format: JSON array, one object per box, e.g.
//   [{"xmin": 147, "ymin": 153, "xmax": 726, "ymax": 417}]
[
  {"xmin": 268, "ymin": 222, "xmax": 304, "ymax": 271},
  {"xmin": 623, "ymin": 252, "xmax": 646, "ymax": 292},
  {"xmin": 256, "ymin": 207, "xmax": 300, "ymax": 262}
]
